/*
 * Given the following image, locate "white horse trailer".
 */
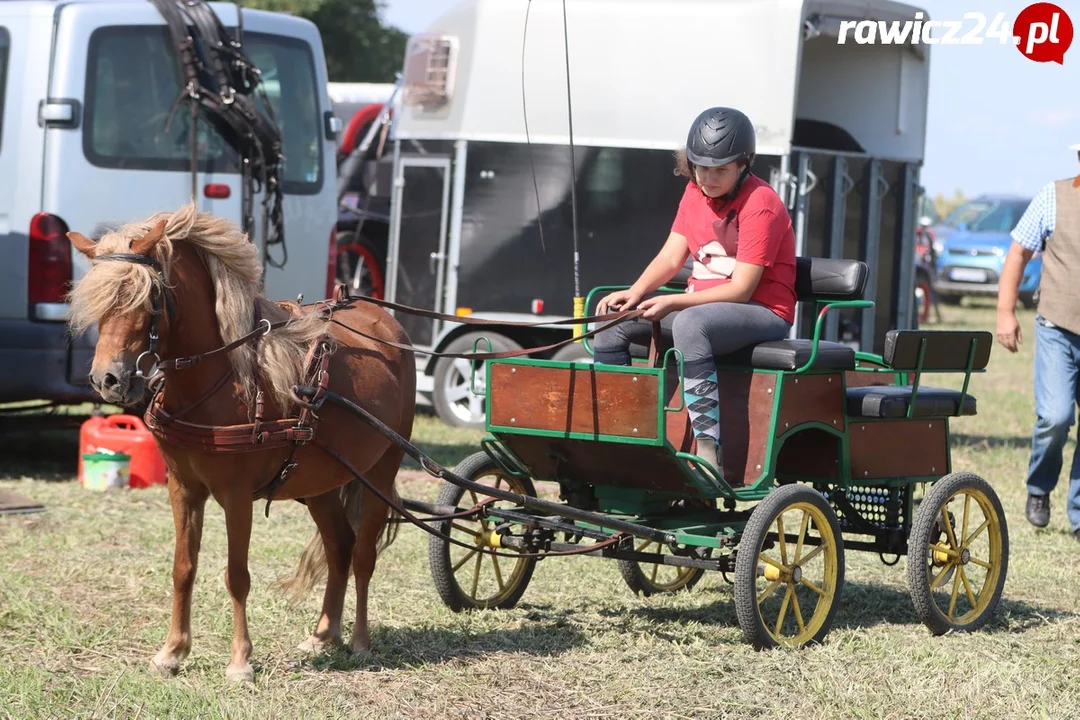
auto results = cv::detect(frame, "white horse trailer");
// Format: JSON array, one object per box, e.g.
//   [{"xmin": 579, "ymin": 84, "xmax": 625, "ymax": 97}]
[{"xmin": 374, "ymin": 0, "xmax": 931, "ymax": 427}]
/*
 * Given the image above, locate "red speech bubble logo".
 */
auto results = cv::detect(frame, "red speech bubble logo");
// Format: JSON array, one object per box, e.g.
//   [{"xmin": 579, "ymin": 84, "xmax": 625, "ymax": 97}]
[{"xmin": 1014, "ymin": 2, "xmax": 1074, "ymax": 64}]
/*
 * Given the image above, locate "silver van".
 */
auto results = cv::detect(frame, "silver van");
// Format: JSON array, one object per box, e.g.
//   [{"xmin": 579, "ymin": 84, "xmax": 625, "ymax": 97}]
[{"xmin": 0, "ymin": 0, "xmax": 339, "ymax": 404}]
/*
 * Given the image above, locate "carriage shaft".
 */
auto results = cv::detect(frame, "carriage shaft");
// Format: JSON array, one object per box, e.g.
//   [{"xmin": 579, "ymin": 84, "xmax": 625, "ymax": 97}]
[{"xmin": 314, "ymin": 388, "xmax": 676, "ymax": 545}]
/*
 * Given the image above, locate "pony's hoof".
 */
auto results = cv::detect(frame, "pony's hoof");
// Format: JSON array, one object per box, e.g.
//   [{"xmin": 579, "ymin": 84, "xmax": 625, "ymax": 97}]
[
  {"xmin": 348, "ymin": 640, "xmax": 371, "ymax": 657},
  {"xmin": 150, "ymin": 654, "xmax": 180, "ymax": 678},
  {"xmin": 226, "ymin": 664, "xmax": 255, "ymax": 684},
  {"xmin": 297, "ymin": 634, "xmax": 342, "ymax": 653}
]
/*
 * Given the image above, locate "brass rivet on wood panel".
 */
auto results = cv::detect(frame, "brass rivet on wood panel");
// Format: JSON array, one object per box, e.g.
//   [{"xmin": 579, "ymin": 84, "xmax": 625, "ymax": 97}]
[{"xmin": 511, "ymin": 418, "xmax": 516, "ymax": 423}]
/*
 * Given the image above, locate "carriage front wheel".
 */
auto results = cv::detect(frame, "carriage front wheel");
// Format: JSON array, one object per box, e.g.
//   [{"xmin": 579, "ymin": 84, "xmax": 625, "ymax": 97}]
[
  {"xmin": 734, "ymin": 483, "xmax": 845, "ymax": 650},
  {"xmin": 428, "ymin": 451, "xmax": 538, "ymax": 612},
  {"xmin": 907, "ymin": 471, "xmax": 1008, "ymax": 635}
]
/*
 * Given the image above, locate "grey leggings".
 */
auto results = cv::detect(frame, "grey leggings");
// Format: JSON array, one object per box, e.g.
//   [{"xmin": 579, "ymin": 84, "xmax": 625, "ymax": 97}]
[{"xmin": 592, "ymin": 300, "xmax": 792, "ymax": 365}]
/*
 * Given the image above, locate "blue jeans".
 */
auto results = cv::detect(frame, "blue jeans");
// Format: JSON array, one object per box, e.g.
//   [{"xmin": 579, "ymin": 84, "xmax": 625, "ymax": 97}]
[{"xmin": 1027, "ymin": 315, "xmax": 1080, "ymax": 531}]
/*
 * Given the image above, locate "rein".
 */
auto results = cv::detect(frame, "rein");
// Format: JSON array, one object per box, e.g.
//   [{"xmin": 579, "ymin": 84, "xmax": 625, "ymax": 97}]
[{"xmin": 91, "ymin": 249, "xmax": 647, "ymax": 534}]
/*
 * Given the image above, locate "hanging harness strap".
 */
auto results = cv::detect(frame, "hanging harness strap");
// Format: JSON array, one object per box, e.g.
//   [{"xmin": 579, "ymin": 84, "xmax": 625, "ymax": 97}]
[{"xmin": 149, "ymin": 0, "xmax": 287, "ymax": 269}]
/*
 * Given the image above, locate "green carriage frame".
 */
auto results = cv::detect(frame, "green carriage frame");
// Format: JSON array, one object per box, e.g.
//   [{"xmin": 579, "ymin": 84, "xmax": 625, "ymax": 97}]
[{"xmin": 423, "ymin": 256, "xmax": 1008, "ymax": 649}]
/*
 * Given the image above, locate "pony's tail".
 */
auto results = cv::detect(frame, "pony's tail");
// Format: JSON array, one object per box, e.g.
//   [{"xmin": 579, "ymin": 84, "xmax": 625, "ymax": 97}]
[
  {"xmin": 277, "ymin": 478, "xmax": 402, "ymax": 604},
  {"xmin": 278, "ymin": 530, "xmax": 327, "ymax": 604},
  {"xmin": 341, "ymin": 477, "xmax": 402, "ymax": 555}
]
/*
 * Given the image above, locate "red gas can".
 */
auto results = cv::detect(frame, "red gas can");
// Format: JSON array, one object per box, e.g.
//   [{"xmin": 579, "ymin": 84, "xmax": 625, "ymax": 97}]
[{"xmin": 79, "ymin": 413, "xmax": 168, "ymax": 489}]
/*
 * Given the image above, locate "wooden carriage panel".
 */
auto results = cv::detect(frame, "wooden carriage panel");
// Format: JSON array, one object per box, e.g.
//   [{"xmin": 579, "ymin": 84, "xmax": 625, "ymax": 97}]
[
  {"xmin": 775, "ymin": 373, "xmax": 844, "ymax": 434},
  {"xmin": 499, "ymin": 434, "xmax": 702, "ymax": 495},
  {"xmin": 775, "ymin": 428, "xmax": 842, "ymax": 479},
  {"xmin": 714, "ymin": 371, "xmax": 777, "ymax": 486},
  {"xmin": 662, "ymin": 363, "xmax": 694, "ymax": 453},
  {"xmin": 488, "ymin": 363, "xmax": 659, "ymax": 439},
  {"xmin": 849, "ymin": 419, "xmax": 948, "ymax": 479},
  {"xmin": 662, "ymin": 371, "xmax": 777, "ymax": 487}
]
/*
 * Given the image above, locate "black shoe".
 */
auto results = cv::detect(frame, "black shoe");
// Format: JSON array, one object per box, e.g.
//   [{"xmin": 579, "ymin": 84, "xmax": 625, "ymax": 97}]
[{"xmin": 1026, "ymin": 493, "xmax": 1050, "ymax": 528}]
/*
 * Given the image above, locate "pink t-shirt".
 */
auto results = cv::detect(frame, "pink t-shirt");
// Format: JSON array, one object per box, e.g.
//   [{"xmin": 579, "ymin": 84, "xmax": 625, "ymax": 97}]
[{"xmin": 670, "ymin": 174, "xmax": 797, "ymax": 325}]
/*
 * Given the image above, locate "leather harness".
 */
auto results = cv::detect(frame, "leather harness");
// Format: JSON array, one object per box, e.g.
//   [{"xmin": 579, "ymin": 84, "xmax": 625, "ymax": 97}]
[
  {"xmin": 149, "ymin": 0, "xmax": 287, "ymax": 270},
  {"xmin": 94, "ymin": 249, "xmax": 646, "ymax": 514}
]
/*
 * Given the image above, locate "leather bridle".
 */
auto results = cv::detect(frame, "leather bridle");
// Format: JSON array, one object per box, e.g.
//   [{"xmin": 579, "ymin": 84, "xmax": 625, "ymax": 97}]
[{"xmin": 94, "ymin": 253, "xmax": 174, "ymax": 380}]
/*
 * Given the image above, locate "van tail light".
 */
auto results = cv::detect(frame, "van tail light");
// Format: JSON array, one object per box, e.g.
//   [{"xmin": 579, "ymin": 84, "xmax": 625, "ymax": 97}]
[
  {"xmin": 29, "ymin": 213, "xmax": 72, "ymax": 306},
  {"xmin": 326, "ymin": 228, "xmax": 338, "ymax": 299}
]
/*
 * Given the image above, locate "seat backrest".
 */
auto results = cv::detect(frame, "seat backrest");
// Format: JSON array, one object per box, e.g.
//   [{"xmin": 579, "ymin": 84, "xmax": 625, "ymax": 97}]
[
  {"xmin": 883, "ymin": 330, "xmax": 993, "ymax": 371},
  {"xmin": 667, "ymin": 256, "xmax": 867, "ymax": 303},
  {"xmin": 794, "ymin": 257, "xmax": 868, "ymax": 303}
]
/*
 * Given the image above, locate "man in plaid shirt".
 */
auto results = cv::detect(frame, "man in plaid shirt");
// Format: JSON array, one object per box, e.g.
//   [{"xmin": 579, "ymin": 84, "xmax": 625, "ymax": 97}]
[{"xmin": 997, "ymin": 143, "xmax": 1080, "ymax": 539}]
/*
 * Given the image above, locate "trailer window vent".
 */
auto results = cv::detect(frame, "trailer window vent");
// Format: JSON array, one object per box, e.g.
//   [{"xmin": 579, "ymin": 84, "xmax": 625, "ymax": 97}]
[{"xmin": 402, "ymin": 34, "xmax": 459, "ymax": 107}]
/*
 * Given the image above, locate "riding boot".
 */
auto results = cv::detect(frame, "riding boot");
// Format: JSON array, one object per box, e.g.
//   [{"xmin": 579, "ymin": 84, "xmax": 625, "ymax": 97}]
[{"xmin": 694, "ymin": 436, "xmax": 725, "ymax": 478}]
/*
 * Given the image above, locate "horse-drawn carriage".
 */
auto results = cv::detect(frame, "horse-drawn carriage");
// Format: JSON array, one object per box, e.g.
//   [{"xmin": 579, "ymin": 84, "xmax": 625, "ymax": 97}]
[
  {"xmin": 419, "ymin": 255, "xmax": 1007, "ymax": 649},
  {"xmin": 66, "ymin": 211, "xmax": 1007, "ymax": 680}
]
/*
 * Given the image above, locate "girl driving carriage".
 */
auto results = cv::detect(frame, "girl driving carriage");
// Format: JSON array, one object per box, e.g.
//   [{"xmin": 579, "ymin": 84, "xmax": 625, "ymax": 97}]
[{"xmin": 594, "ymin": 106, "xmax": 797, "ymax": 475}]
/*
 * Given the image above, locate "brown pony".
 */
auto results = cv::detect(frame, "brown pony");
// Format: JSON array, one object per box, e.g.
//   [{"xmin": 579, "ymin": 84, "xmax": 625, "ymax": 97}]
[{"xmin": 65, "ymin": 203, "xmax": 416, "ymax": 683}]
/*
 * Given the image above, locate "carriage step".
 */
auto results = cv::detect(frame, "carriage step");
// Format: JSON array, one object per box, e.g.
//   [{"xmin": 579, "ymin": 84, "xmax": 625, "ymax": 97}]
[{"xmin": 845, "ymin": 385, "xmax": 977, "ymax": 418}]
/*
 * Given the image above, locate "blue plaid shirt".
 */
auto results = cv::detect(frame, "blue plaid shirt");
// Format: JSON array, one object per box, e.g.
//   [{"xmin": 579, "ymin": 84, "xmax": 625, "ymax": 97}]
[{"xmin": 1011, "ymin": 182, "xmax": 1056, "ymax": 253}]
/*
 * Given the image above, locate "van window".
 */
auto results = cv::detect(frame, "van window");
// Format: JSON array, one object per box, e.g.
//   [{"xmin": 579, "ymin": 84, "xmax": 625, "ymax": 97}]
[
  {"xmin": 84, "ymin": 26, "xmax": 322, "ymax": 194},
  {"xmin": 0, "ymin": 28, "xmax": 9, "ymax": 151}
]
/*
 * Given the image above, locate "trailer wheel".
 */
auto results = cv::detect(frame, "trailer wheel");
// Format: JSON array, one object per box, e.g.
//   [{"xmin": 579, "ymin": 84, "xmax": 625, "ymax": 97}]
[
  {"xmin": 428, "ymin": 452, "xmax": 538, "ymax": 611},
  {"xmin": 432, "ymin": 332, "xmax": 523, "ymax": 428},
  {"xmin": 734, "ymin": 483, "xmax": 845, "ymax": 650},
  {"xmin": 908, "ymin": 472, "xmax": 1008, "ymax": 636},
  {"xmin": 336, "ymin": 231, "xmax": 385, "ymax": 299}
]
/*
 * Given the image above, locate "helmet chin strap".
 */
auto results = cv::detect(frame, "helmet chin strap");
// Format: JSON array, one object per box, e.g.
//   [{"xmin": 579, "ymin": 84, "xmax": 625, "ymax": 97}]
[{"xmin": 713, "ymin": 161, "xmax": 754, "ymax": 206}]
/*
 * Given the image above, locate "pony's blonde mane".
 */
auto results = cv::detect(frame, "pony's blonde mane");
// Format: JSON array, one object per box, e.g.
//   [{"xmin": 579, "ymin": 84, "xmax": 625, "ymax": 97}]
[{"xmin": 68, "ymin": 202, "xmax": 332, "ymax": 415}]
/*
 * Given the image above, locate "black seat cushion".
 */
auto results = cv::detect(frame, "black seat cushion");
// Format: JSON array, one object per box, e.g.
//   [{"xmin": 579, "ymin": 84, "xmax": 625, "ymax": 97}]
[
  {"xmin": 846, "ymin": 385, "xmax": 977, "ymax": 418},
  {"xmin": 715, "ymin": 339, "xmax": 856, "ymax": 371}
]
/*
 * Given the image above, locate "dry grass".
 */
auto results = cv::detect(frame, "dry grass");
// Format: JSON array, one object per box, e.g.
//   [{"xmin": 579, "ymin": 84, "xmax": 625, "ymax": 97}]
[{"xmin": 2, "ymin": 301, "xmax": 1079, "ymax": 719}]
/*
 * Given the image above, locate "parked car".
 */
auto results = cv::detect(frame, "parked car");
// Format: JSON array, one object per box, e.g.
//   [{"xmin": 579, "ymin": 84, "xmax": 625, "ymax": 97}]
[
  {"xmin": 0, "ymin": 0, "xmax": 339, "ymax": 405},
  {"xmin": 932, "ymin": 194, "xmax": 1040, "ymax": 308}
]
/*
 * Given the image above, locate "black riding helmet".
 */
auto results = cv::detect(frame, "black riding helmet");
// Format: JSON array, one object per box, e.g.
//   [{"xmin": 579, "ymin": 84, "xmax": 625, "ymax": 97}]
[{"xmin": 685, "ymin": 107, "xmax": 756, "ymax": 202}]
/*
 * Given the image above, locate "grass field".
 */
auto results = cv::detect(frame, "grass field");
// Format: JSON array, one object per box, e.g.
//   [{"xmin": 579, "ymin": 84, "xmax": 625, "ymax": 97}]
[{"xmin": 2, "ymin": 301, "xmax": 1079, "ymax": 719}]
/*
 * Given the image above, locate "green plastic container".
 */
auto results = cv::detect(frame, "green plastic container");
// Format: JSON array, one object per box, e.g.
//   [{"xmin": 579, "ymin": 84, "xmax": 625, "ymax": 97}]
[{"xmin": 81, "ymin": 452, "xmax": 131, "ymax": 491}]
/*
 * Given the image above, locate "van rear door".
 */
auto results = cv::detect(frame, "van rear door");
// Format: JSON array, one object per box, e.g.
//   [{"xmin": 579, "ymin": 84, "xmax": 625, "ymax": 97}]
[
  {"xmin": 44, "ymin": 2, "xmax": 334, "ymax": 307},
  {"xmin": 43, "ymin": 1, "xmax": 244, "ymax": 279}
]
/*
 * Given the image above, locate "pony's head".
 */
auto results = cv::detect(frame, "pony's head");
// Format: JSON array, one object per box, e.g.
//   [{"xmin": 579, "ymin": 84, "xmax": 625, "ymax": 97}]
[
  {"xmin": 67, "ymin": 218, "xmax": 173, "ymax": 406},
  {"xmin": 67, "ymin": 203, "xmax": 333, "ymax": 414}
]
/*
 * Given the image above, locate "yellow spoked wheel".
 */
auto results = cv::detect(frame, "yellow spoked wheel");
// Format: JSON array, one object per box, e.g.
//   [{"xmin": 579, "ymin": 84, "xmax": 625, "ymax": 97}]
[
  {"xmin": 428, "ymin": 452, "xmax": 537, "ymax": 612},
  {"xmin": 908, "ymin": 472, "xmax": 1008, "ymax": 635},
  {"xmin": 617, "ymin": 539, "xmax": 706, "ymax": 597},
  {"xmin": 734, "ymin": 484, "xmax": 845, "ymax": 650},
  {"xmin": 617, "ymin": 499, "xmax": 711, "ymax": 597}
]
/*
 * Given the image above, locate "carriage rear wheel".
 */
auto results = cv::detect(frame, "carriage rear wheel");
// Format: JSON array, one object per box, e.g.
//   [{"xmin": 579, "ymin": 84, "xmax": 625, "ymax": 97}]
[
  {"xmin": 907, "ymin": 472, "xmax": 1008, "ymax": 635},
  {"xmin": 734, "ymin": 483, "xmax": 845, "ymax": 650},
  {"xmin": 428, "ymin": 452, "xmax": 538, "ymax": 611}
]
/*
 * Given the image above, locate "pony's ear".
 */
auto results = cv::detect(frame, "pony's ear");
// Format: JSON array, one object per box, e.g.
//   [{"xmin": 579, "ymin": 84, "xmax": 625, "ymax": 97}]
[
  {"xmin": 67, "ymin": 231, "xmax": 97, "ymax": 258},
  {"xmin": 131, "ymin": 219, "xmax": 168, "ymax": 256}
]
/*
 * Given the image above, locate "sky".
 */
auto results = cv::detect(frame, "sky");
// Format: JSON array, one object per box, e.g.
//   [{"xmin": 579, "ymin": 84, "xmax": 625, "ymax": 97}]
[{"xmin": 379, "ymin": 0, "xmax": 1080, "ymax": 201}]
